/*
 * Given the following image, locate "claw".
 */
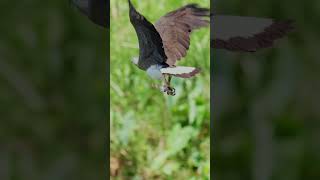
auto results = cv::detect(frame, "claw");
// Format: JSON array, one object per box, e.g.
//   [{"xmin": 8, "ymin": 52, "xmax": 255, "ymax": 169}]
[{"xmin": 164, "ymin": 87, "xmax": 176, "ymax": 96}]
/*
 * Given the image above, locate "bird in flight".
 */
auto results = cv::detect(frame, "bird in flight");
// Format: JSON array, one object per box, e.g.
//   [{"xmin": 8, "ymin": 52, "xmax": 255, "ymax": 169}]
[
  {"xmin": 128, "ymin": 0, "xmax": 210, "ymax": 95},
  {"xmin": 71, "ymin": 0, "xmax": 294, "ymax": 95}
]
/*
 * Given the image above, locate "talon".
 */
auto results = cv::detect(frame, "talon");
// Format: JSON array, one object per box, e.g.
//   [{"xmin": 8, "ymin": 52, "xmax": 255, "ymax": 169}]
[
  {"xmin": 163, "ymin": 87, "xmax": 175, "ymax": 96},
  {"xmin": 169, "ymin": 90, "xmax": 175, "ymax": 96}
]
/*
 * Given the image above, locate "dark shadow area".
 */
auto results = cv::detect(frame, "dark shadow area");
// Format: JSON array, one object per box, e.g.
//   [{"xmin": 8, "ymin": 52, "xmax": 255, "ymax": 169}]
[
  {"xmin": 212, "ymin": 0, "xmax": 320, "ymax": 179},
  {"xmin": 0, "ymin": 0, "xmax": 107, "ymax": 179}
]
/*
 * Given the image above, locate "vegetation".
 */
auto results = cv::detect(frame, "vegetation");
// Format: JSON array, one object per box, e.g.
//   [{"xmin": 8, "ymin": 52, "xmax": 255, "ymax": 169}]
[{"xmin": 110, "ymin": 0, "xmax": 210, "ymax": 179}]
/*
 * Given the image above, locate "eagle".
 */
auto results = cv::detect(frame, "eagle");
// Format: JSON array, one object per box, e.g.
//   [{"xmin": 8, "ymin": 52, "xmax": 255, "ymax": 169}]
[
  {"xmin": 128, "ymin": 0, "xmax": 210, "ymax": 96},
  {"xmin": 72, "ymin": 0, "xmax": 294, "ymax": 96}
]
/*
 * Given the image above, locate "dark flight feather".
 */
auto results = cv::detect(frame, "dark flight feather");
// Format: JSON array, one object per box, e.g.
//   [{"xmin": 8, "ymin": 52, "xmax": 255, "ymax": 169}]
[{"xmin": 128, "ymin": 0, "xmax": 168, "ymax": 70}]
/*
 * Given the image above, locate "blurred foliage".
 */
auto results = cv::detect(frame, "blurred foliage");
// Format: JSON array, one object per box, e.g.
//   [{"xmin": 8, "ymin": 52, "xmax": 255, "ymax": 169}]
[
  {"xmin": 0, "ymin": 0, "xmax": 107, "ymax": 179},
  {"xmin": 214, "ymin": 0, "xmax": 320, "ymax": 180},
  {"xmin": 110, "ymin": 0, "xmax": 210, "ymax": 179}
]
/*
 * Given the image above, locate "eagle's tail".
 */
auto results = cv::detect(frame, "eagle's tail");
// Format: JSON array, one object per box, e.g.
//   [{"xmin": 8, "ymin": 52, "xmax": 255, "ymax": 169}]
[{"xmin": 160, "ymin": 66, "xmax": 200, "ymax": 78}]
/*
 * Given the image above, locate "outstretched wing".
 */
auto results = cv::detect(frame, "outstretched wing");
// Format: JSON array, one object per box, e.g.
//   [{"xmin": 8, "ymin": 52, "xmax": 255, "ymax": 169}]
[
  {"xmin": 211, "ymin": 15, "xmax": 294, "ymax": 52},
  {"xmin": 155, "ymin": 4, "xmax": 210, "ymax": 66},
  {"xmin": 128, "ymin": 0, "xmax": 167, "ymax": 70},
  {"xmin": 71, "ymin": 0, "xmax": 108, "ymax": 28}
]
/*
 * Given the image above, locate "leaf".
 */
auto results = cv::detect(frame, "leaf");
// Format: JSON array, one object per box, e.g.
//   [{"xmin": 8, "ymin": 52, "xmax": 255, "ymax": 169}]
[
  {"xmin": 117, "ymin": 111, "xmax": 136, "ymax": 146},
  {"xmin": 162, "ymin": 161, "xmax": 180, "ymax": 175},
  {"xmin": 188, "ymin": 97, "xmax": 196, "ymax": 124},
  {"xmin": 167, "ymin": 124, "xmax": 196, "ymax": 155},
  {"xmin": 151, "ymin": 151, "xmax": 170, "ymax": 171}
]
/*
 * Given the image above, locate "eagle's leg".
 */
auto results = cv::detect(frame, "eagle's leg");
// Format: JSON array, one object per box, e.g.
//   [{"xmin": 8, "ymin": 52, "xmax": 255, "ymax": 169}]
[
  {"xmin": 163, "ymin": 74, "xmax": 170, "ymax": 86},
  {"xmin": 161, "ymin": 74, "xmax": 169, "ymax": 93},
  {"xmin": 166, "ymin": 75, "xmax": 176, "ymax": 96},
  {"xmin": 168, "ymin": 75, "xmax": 175, "ymax": 93},
  {"xmin": 161, "ymin": 74, "xmax": 175, "ymax": 96}
]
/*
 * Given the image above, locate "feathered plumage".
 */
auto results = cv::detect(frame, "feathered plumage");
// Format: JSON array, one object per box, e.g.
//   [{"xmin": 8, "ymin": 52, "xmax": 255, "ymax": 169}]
[{"xmin": 71, "ymin": 1, "xmax": 294, "ymax": 95}]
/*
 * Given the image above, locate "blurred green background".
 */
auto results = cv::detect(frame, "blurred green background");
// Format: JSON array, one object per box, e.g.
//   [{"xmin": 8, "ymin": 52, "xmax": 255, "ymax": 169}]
[
  {"xmin": 110, "ymin": 0, "xmax": 210, "ymax": 179},
  {"xmin": 214, "ymin": 0, "xmax": 320, "ymax": 180},
  {"xmin": 0, "ymin": 0, "xmax": 107, "ymax": 179}
]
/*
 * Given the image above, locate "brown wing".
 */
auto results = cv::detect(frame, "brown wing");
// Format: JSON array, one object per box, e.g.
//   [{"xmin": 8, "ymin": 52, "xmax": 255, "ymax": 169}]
[{"xmin": 154, "ymin": 4, "xmax": 209, "ymax": 66}]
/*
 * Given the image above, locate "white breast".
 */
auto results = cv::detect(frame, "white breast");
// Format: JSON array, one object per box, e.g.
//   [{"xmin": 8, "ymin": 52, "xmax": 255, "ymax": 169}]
[{"xmin": 146, "ymin": 65, "xmax": 163, "ymax": 80}]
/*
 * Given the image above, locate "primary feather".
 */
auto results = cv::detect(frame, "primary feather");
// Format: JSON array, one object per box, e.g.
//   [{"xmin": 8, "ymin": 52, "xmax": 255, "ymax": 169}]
[
  {"xmin": 155, "ymin": 4, "xmax": 210, "ymax": 66},
  {"xmin": 128, "ymin": 0, "xmax": 168, "ymax": 70}
]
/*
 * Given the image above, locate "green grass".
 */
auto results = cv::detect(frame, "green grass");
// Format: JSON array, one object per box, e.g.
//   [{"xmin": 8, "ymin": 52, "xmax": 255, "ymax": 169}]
[{"xmin": 110, "ymin": 0, "xmax": 210, "ymax": 179}]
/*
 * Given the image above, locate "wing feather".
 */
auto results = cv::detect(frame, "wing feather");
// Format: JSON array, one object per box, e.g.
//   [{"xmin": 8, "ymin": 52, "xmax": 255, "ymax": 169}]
[
  {"xmin": 128, "ymin": 0, "xmax": 167, "ymax": 70},
  {"xmin": 155, "ymin": 4, "xmax": 209, "ymax": 66}
]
